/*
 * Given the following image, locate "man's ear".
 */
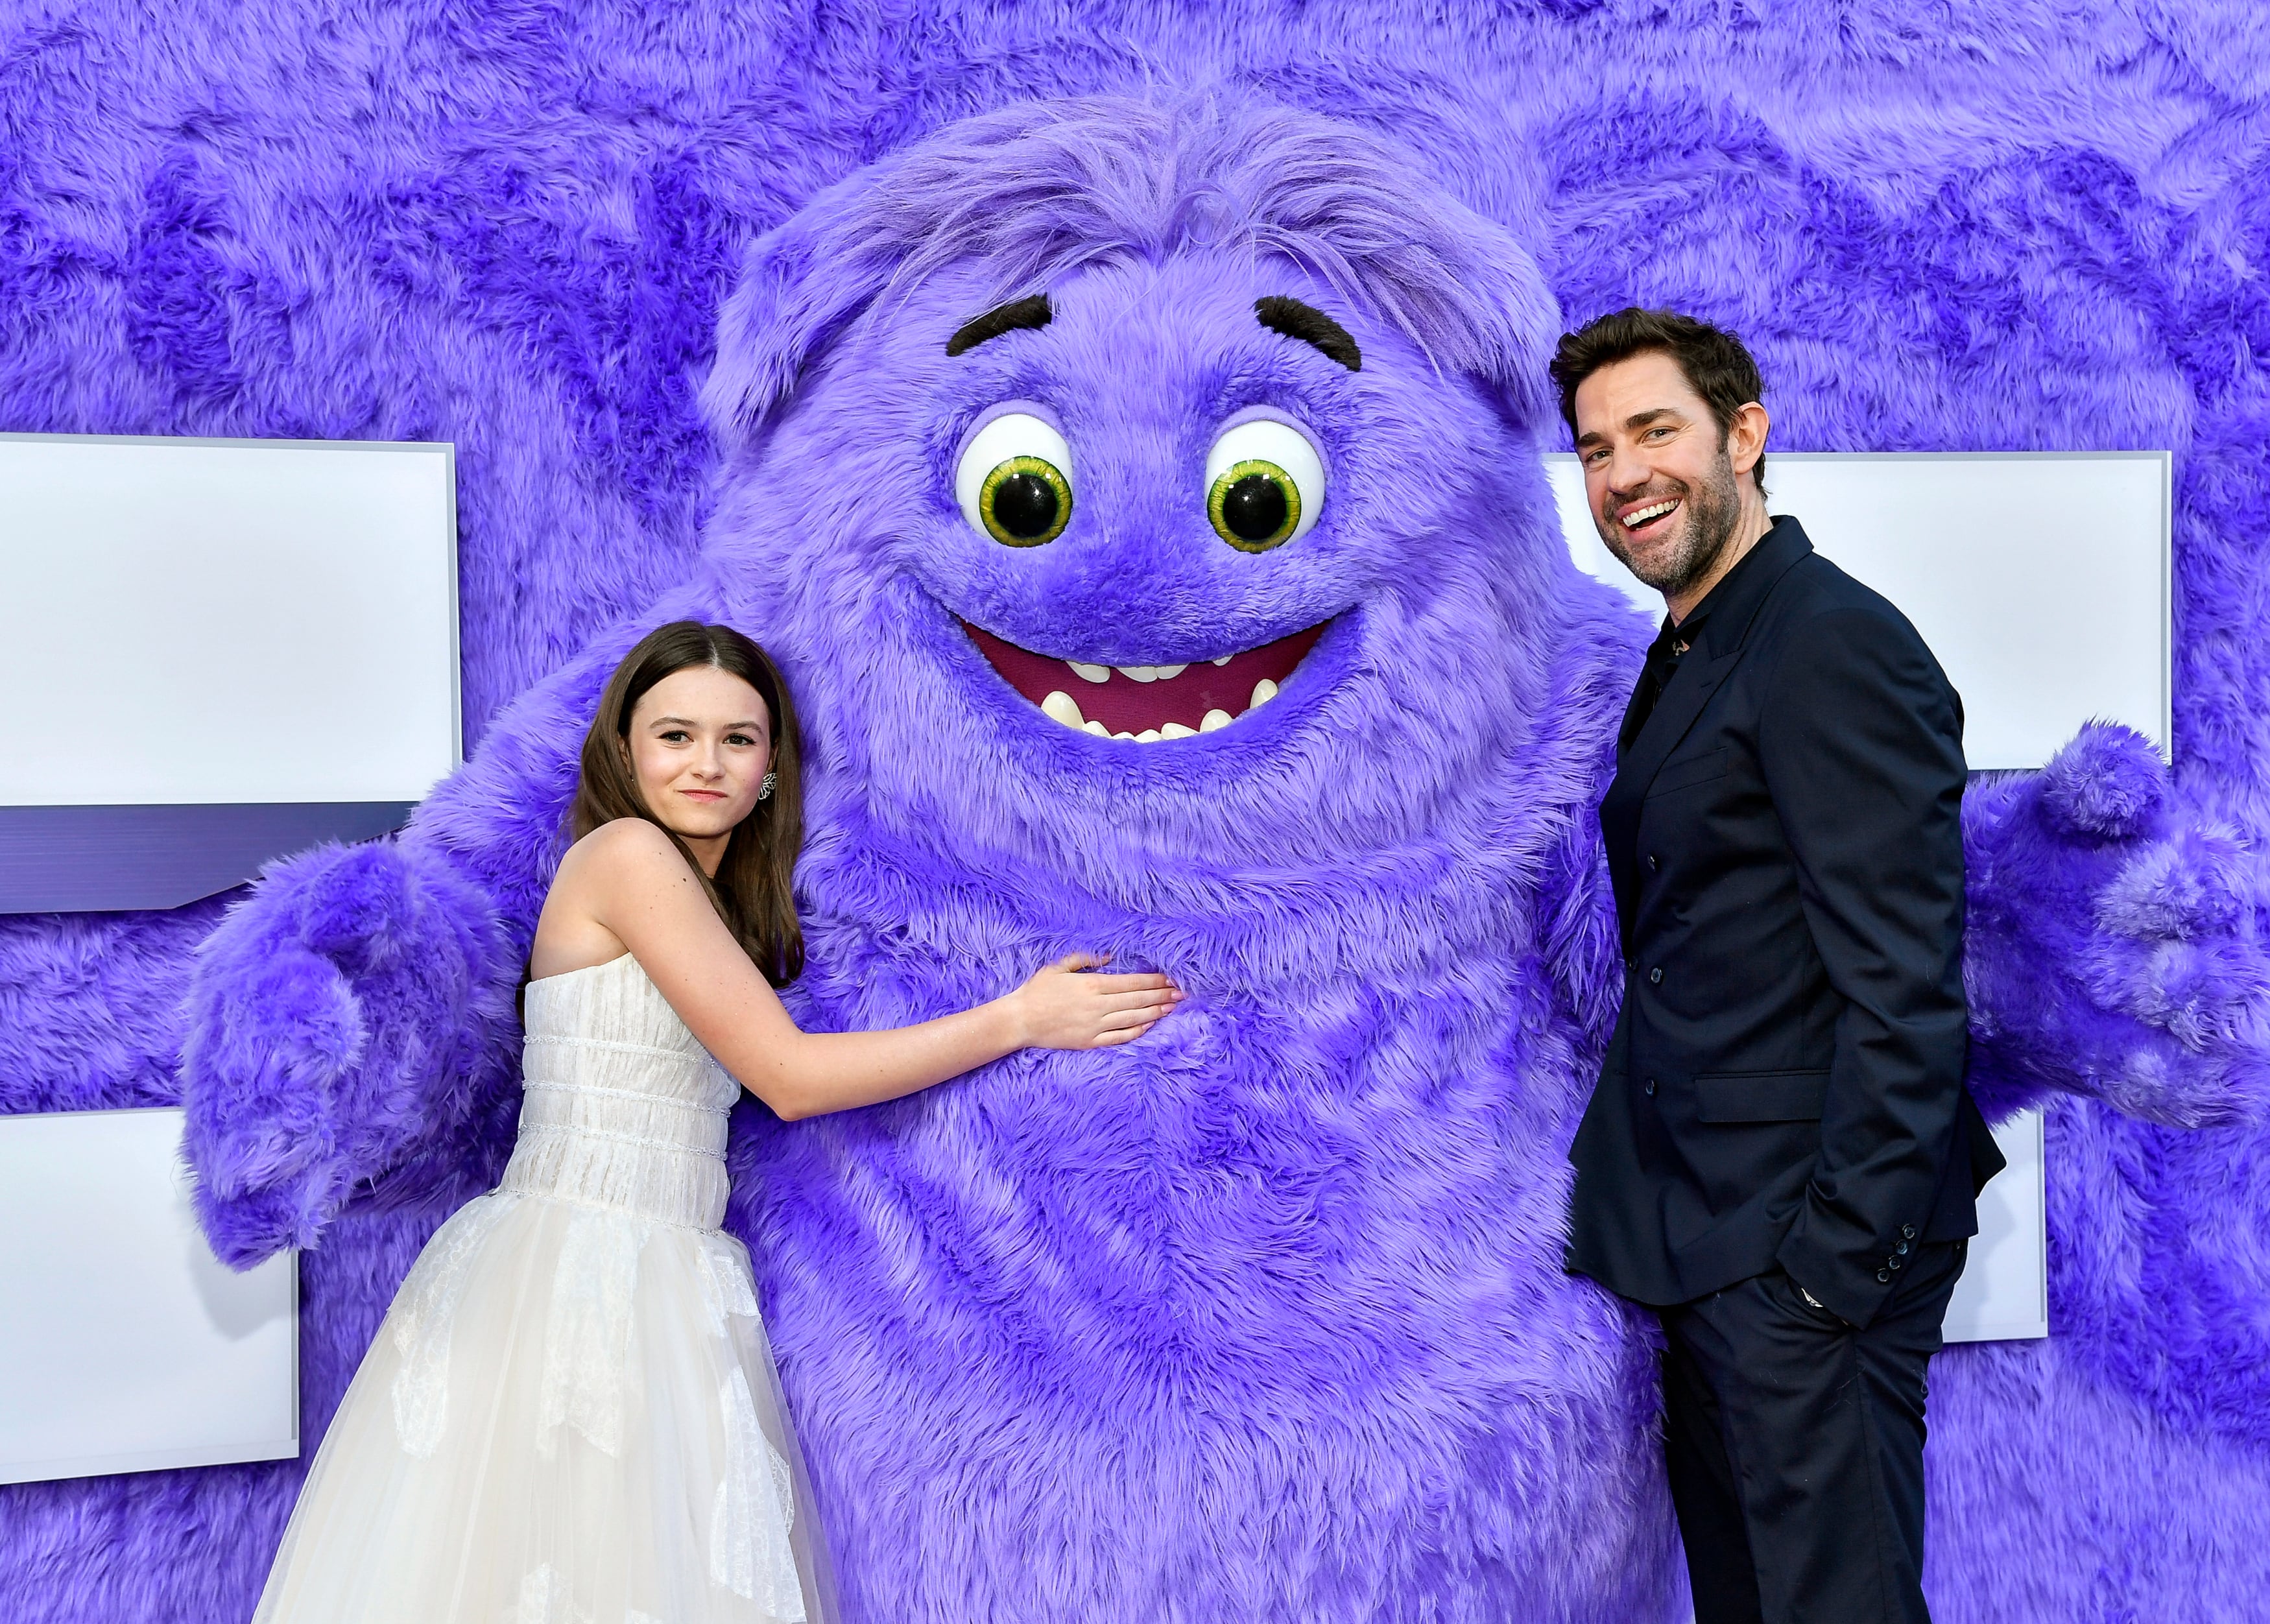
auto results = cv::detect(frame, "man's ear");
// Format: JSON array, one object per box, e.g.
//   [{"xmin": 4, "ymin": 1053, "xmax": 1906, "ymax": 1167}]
[{"xmin": 1726, "ymin": 400, "xmax": 1771, "ymax": 475}]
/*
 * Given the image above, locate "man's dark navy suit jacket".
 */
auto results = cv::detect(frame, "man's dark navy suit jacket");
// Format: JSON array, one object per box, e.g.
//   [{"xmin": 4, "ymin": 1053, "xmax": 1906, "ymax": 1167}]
[{"xmin": 1565, "ymin": 515, "xmax": 2003, "ymax": 1329}]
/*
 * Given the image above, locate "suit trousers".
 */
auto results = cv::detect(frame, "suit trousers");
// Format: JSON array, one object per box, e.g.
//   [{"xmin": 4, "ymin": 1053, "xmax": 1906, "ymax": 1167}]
[{"xmin": 1656, "ymin": 1241, "xmax": 1966, "ymax": 1624}]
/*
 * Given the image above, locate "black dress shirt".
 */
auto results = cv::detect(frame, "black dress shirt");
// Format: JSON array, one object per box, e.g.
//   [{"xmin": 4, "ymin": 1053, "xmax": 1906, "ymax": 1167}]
[{"xmin": 1620, "ymin": 619, "xmax": 1689, "ymax": 751}]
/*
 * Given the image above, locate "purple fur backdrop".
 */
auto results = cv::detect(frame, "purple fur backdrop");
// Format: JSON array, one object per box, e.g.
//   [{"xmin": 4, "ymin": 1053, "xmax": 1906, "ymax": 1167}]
[{"xmin": 3, "ymin": 5, "xmax": 2269, "ymax": 1622}]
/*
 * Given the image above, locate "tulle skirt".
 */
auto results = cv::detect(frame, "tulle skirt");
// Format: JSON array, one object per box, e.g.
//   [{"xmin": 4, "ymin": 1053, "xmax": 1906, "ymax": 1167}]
[{"xmin": 253, "ymin": 1189, "xmax": 837, "ymax": 1624}]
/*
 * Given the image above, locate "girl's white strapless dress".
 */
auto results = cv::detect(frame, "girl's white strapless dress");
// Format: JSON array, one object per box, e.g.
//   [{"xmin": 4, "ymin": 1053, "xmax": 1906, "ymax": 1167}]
[{"xmin": 252, "ymin": 952, "xmax": 836, "ymax": 1624}]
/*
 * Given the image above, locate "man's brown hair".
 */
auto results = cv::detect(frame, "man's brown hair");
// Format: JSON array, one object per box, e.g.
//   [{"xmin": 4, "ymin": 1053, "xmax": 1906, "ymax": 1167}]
[{"xmin": 1548, "ymin": 308, "xmax": 1767, "ymax": 492}]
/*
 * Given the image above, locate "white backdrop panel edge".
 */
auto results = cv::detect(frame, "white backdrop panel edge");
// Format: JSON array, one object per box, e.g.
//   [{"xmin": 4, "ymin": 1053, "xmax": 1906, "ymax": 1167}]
[
  {"xmin": 0, "ymin": 433, "xmax": 461, "ymax": 806},
  {"xmin": 0, "ymin": 1106, "xmax": 298, "ymax": 1485},
  {"xmin": 1546, "ymin": 451, "xmax": 2171, "ymax": 771}
]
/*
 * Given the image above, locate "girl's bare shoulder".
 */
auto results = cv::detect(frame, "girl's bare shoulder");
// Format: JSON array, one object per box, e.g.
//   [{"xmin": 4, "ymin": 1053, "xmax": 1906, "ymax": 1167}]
[{"xmin": 556, "ymin": 826, "xmax": 686, "ymax": 890}]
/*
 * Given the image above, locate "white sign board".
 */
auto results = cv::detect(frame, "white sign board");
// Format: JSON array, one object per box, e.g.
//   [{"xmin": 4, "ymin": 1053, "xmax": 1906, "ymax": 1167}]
[
  {"xmin": 0, "ymin": 433, "xmax": 460, "ymax": 806},
  {"xmin": 1547, "ymin": 451, "xmax": 2171, "ymax": 770},
  {"xmin": 0, "ymin": 1108, "xmax": 297, "ymax": 1483},
  {"xmin": 1943, "ymin": 1109, "xmax": 2047, "ymax": 1343}
]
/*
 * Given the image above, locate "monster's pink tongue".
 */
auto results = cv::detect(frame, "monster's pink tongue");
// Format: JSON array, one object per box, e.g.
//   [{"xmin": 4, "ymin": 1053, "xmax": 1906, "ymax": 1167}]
[{"xmin": 962, "ymin": 621, "xmax": 1326, "ymax": 739}]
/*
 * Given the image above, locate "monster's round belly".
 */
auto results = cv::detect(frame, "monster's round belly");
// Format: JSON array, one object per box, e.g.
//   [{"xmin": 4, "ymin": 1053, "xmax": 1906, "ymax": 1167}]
[{"xmin": 727, "ymin": 957, "xmax": 1679, "ymax": 1623}]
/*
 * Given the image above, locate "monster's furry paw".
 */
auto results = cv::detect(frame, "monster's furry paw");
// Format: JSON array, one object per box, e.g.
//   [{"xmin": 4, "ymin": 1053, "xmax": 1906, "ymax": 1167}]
[
  {"xmin": 2036, "ymin": 723, "xmax": 2167, "ymax": 839},
  {"xmin": 180, "ymin": 839, "xmax": 519, "ymax": 1267},
  {"xmin": 1965, "ymin": 724, "xmax": 2270, "ymax": 1128}
]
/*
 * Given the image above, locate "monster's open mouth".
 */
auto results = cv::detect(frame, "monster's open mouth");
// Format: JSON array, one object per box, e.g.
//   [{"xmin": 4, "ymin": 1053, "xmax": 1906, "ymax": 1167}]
[{"xmin": 962, "ymin": 620, "xmax": 1328, "ymax": 741}]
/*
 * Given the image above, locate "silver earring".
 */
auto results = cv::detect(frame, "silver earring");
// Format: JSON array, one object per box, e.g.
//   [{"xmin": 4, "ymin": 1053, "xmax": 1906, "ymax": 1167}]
[{"xmin": 758, "ymin": 772, "xmax": 776, "ymax": 802}]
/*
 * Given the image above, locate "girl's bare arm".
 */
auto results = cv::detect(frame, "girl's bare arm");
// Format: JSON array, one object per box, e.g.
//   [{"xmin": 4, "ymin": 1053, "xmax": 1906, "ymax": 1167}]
[{"xmin": 546, "ymin": 819, "xmax": 1178, "ymax": 1119}]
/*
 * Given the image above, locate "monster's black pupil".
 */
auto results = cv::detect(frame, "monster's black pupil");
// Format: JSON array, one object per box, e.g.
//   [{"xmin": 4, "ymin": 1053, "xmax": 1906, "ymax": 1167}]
[
  {"xmin": 1223, "ymin": 473, "xmax": 1287, "ymax": 542},
  {"xmin": 992, "ymin": 472, "xmax": 1060, "ymax": 539}
]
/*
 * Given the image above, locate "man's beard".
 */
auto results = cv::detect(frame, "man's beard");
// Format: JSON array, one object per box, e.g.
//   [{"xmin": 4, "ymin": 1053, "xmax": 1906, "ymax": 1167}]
[{"xmin": 1597, "ymin": 452, "xmax": 1745, "ymax": 602}]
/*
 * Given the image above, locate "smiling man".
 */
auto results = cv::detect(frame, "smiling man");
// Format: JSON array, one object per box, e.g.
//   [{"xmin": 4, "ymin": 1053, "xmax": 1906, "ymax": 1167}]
[{"xmin": 1555, "ymin": 309, "xmax": 2003, "ymax": 1624}]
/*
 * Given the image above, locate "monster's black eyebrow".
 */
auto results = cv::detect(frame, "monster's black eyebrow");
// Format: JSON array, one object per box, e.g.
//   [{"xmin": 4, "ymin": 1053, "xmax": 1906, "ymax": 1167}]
[
  {"xmin": 946, "ymin": 294, "xmax": 1053, "ymax": 356},
  {"xmin": 1254, "ymin": 296, "xmax": 1361, "ymax": 372}
]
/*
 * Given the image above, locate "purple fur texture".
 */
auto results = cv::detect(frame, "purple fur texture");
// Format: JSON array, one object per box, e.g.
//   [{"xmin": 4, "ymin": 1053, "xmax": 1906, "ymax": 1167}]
[
  {"xmin": 181, "ymin": 841, "xmax": 525, "ymax": 1265},
  {"xmin": 2, "ymin": 7, "xmax": 2268, "ymax": 1624},
  {"xmin": 1964, "ymin": 726, "xmax": 2270, "ymax": 1129}
]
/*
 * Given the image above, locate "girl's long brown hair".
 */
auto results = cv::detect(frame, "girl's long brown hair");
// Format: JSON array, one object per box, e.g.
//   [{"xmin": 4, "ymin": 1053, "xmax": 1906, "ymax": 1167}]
[{"xmin": 572, "ymin": 621, "xmax": 805, "ymax": 986}]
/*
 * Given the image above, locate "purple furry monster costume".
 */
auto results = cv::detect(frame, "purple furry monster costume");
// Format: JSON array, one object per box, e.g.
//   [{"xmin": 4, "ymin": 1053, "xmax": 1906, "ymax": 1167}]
[{"xmin": 160, "ymin": 97, "xmax": 2270, "ymax": 1622}]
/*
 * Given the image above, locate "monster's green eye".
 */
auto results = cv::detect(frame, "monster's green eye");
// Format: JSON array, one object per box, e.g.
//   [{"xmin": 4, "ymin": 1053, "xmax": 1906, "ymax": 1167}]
[
  {"xmin": 956, "ymin": 411, "xmax": 1075, "ymax": 547},
  {"xmin": 1209, "ymin": 460, "xmax": 1300, "ymax": 551},
  {"xmin": 1204, "ymin": 418, "xmax": 1324, "ymax": 553},
  {"xmin": 979, "ymin": 455, "xmax": 1072, "ymax": 545}
]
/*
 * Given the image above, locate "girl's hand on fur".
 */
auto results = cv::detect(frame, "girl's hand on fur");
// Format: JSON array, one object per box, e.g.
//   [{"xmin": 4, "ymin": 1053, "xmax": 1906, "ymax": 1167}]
[{"xmin": 1009, "ymin": 952, "xmax": 1183, "ymax": 1049}]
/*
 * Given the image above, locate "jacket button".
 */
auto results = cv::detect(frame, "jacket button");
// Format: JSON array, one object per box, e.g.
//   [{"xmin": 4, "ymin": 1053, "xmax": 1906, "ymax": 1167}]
[
  {"xmin": 1647, "ymin": 854, "xmax": 1660, "ymax": 872},
  {"xmin": 1901, "ymin": 1223, "xmax": 1917, "ymax": 1239},
  {"xmin": 1648, "ymin": 966, "xmax": 1663, "ymax": 985},
  {"xmin": 1644, "ymin": 1079, "xmax": 1658, "ymax": 1097},
  {"xmin": 1877, "ymin": 1268, "xmax": 1892, "ymax": 1283},
  {"xmin": 1888, "ymin": 1256, "xmax": 1902, "ymax": 1271},
  {"xmin": 1895, "ymin": 1239, "xmax": 1909, "ymax": 1256}
]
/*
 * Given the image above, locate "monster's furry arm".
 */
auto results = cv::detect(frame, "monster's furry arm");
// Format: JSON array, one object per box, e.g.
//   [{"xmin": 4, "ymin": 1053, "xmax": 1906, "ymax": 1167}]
[
  {"xmin": 179, "ymin": 627, "xmax": 642, "ymax": 1267},
  {"xmin": 1960, "ymin": 724, "xmax": 2270, "ymax": 1127},
  {"xmin": 178, "ymin": 841, "xmax": 523, "ymax": 1266}
]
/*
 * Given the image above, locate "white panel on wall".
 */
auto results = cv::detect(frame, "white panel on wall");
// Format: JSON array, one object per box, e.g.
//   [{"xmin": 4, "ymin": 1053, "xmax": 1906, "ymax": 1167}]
[
  {"xmin": 0, "ymin": 434, "xmax": 460, "ymax": 806},
  {"xmin": 1546, "ymin": 451, "xmax": 2171, "ymax": 771},
  {"xmin": 1943, "ymin": 1108, "xmax": 2048, "ymax": 1343},
  {"xmin": 0, "ymin": 1108, "xmax": 296, "ymax": 1485}
]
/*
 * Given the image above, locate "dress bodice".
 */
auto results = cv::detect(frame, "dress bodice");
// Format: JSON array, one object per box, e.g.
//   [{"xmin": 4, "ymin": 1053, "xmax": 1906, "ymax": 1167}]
[
  {"xmin": 501, "ymin": 953, "xmax": 741, "ymax": 1229},
  {"xmin": 260, "ymin": 949, "xmax": 828, "ymax": 1624}
]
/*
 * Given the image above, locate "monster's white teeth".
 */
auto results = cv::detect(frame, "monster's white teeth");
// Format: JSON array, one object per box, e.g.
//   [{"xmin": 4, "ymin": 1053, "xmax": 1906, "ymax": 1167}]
[
  {"xmin": 1066, "ymin": 688, "xmax": 1281, "ymax": 743},
  {"xmin": 1049, "ymin": 686, "xmax": 1264, "ymax": 740},
  {"xmin": 1025, "ymin": 632, "xmax": 1318, "ymax": 743},
  {"xmin": 1622, "ymin": 499, "xmax": 1678, "ymax": 529},
  {"xmin": 1060, "ymin": 659, "xmax": 1221, "ymax": 683}
]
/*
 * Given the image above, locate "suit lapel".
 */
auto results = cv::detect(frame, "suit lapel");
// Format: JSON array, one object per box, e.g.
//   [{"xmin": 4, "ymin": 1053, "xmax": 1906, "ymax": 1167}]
[
  {"xmin": 1611, "ymin": 646, "xmax": 1739, "ymax": 809},
  {"xmin": 1597, "ymin": 518, "xmax": 1818, "ymax": 948},
  {"xmin": 1614, "ymin": 518, "xmax": 1817, "ymax": 800},
  {"xmin": 1600, "ymin": 649, "xmax": 1739, "ymax": 944}
]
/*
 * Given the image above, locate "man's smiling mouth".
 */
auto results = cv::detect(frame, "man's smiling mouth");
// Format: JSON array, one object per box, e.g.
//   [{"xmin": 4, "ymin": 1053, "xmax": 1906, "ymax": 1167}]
[
  {"xmin": 962, "ymin": 621, "xmax": 1328, "ymax": 741},
  {"xmin": 1620, "ymin": 497, "xmax": 1680, "ymax": 533}
]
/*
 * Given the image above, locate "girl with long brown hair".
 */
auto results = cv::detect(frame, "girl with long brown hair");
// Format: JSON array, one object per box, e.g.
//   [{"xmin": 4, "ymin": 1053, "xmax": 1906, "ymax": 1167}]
[{"xmin": 248, "ymin": 621, "xmax": 1179, "ymax": 1624}]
